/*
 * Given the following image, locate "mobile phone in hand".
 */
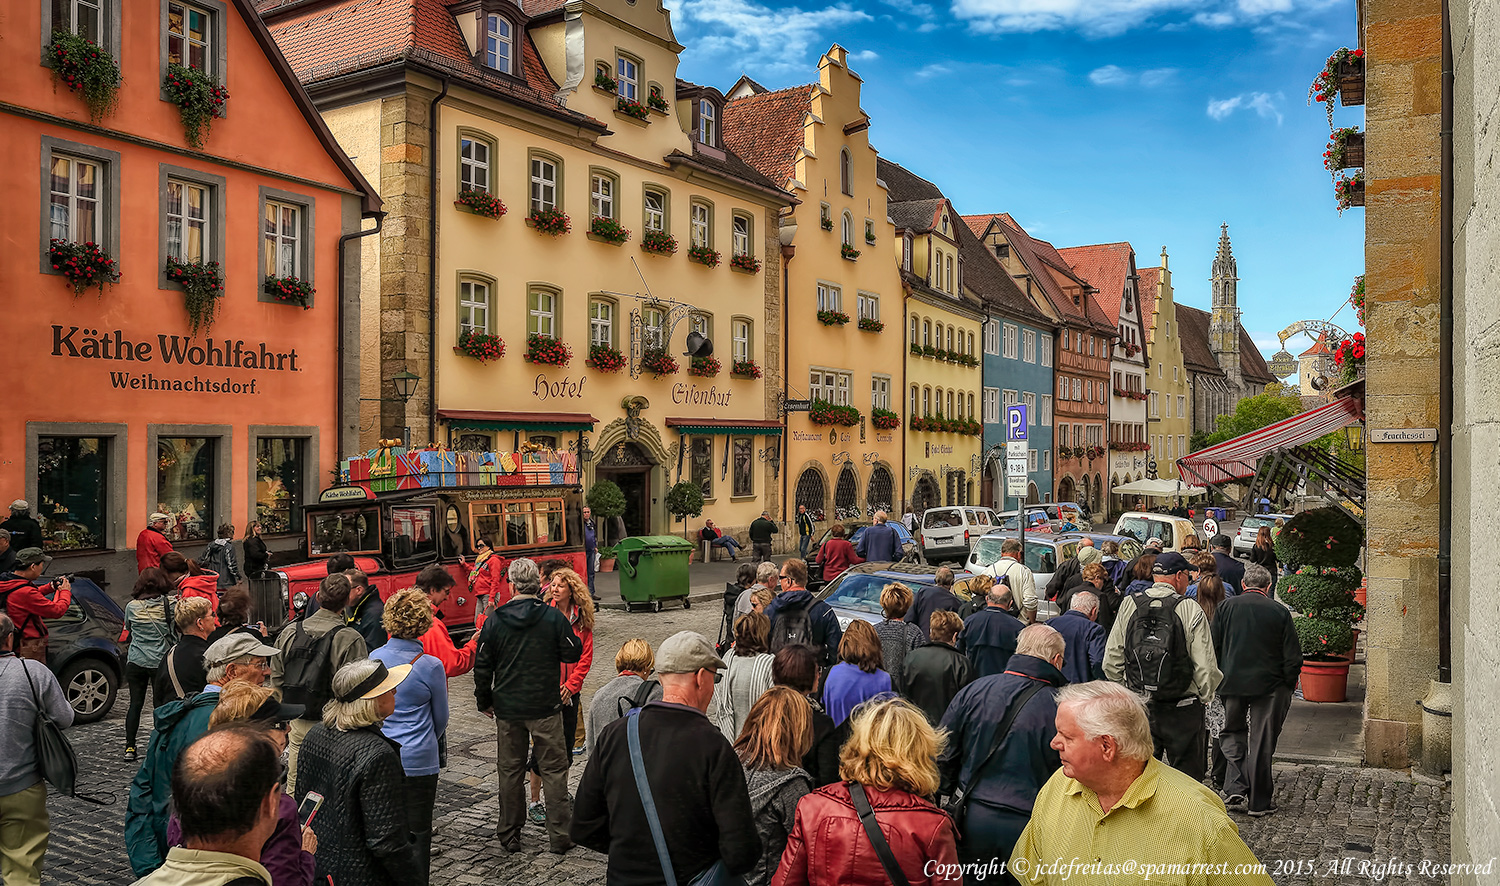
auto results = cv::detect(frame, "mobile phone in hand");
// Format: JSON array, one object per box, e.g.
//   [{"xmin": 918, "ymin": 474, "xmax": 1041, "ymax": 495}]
[{"xmin": 297, "ymin": 791, "xmax": 325, "ymax": 830}]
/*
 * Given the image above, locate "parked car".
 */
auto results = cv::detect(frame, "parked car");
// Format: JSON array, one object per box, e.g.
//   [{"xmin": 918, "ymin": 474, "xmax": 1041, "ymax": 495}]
[
  {"xmin": 1234, "ymin": 513, "xmax": 1294, "ymax": 557},
  {"xmin": 39, "ymin": 577, "xmax": 127, "ymax": 724},
  {"xmin": 964, "ymin": 532, "xmax": 1142, "ymax": 622},
  {"xmin": 1112, "ymin": 512, "xmax": 1199, "ymax": 551},
  {"xmin": 918, "ymin": 506, "xmax": 998, "ymax": 564},
  {"xmin": 807, "ymin": 522, "xmax": 920, "ymax": 591},
  {"xmin": 814, "ymin": 563, "xmax": 974, "ymax": 631}
]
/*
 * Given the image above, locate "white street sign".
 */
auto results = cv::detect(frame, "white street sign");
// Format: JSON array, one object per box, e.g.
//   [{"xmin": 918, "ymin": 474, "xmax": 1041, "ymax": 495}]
[{"xmin": 1007, "ymin": 441, "xmax": 1027, "ymax": 457}]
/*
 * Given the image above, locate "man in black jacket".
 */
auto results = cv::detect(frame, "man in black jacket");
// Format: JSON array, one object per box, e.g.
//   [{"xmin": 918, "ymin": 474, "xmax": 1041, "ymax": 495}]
[
  {"xmin": 957, "ymin": 583, "xmax": 1026, "ymax": 679},
  {"xmin": 939, "ymin": 624, "xmax": 1066, "ymax": 884},
  {"xmin": 1211, "ymin": 563, "xmax": 1301, "ymax": 817},
  {"xmin": 573, "ymin": 631, "xmax": 759, "ymax": 885},
  {"xmin": 904, "ymin": 566, "xmax": 962, "ymax": 638},
  {"xmin": 763, "ymin": 559, "xmax": 842, "ymax": 667},
  {"xmin": 474, "ymin": 557, "xmax": 583, "ymax": 854},
  {"xmin": 343, "ymin": 569, "xmax": 388, "ymax": 651},
  {"xmin": 1210, "ymin": 534, "xmax": 1246, "ymax": 592}
]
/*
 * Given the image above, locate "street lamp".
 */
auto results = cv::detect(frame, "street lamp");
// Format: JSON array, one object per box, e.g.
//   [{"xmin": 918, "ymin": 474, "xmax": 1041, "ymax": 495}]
[
  {"xmin": 390, "ymin": 370, "xmax": 422, "ymax": 403},
  {"xmin": 1344, "ymin": 424, "xmax": 1365, "ymax": 452}
]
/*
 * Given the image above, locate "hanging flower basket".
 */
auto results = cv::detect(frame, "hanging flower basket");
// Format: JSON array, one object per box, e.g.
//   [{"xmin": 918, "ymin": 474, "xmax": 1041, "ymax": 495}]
[
  {"xmin": 163, "ymin": 63, "xmax": 229, "ymax": 149},
  {"xmin": 45, "ymin": 30, "xmax": 122, "ymax": 122},
  {"xmin": 858, "ymin": 317, "xmax": 884, "ymax": 333},
  {"xmin": 909, "ymin": 343, "xmax": 921, "ymax": 356},
  {"xmin": 527, "ymin": 207, "xmax": 571, "ymax": 235},
  {"xmin": 688, "ymin": 246, "xmax": 721, "ymax": 267},
  {"xmin": 817, "ymin": 310, "xmax": 850, "ymax": 326},
  {"xmin": 456, "ymin": 188, "xmax": 506, "ymax": 219},
  {"xmin": 454, "ymin": 329, "xmax": 505, "ymax": 363},
  {"xmin": 616, "ymin": 98, "xmax": 649, "ymax": 121},
  {"xmin": 590, "ymin": 217, "xmax": 631, "ymax": 244},
  {"xmin": 809, "ymin": 399, "xmax": 860, "ymax": 427},
  {"xmin": 1333, "ymin": 332, "xmax": 1365, "ymax": 383},
  {"xmin": 165, "ymin": 257, "xmax": 224, "ymax": 336},
  {"xmin": 688, "ymin": 355, "xmax": 721, "ymax": 377},
  {"xmin": 1350, "ymin": 275, "xmax": 1365, "ymax": 326},
  {"xmin": 730, "ymin": 359, "xmax": 762, "ymax": 379},
  {"xmin": 871, "ymin": 408, "xmax": 901, "ymax": 430},
  {"xmin": 264, "ymin": 275, "xmax": 314, "ymax": 309},
  {"xmin": 1308, "ymin": 47, "xmax": 1364, "ymax": 127},
  {"xmin": 524, "ymin": 334, "xmax": 572, "ymax": 366},
  {"xmin": 48, "ymin": 239, "xmax": 120, "ymax": 296},
  {"xmin": 1324, "ymin": 126, "xmax": 1364, "ymax": 173},
  {"xmin": 647, "ymin": 88, "xmax": 670, "ymax": 113},
  {"xmin": 586, "ymin": 344, "xmax": 627, "ymax": 372},
  {"xmin": 730, "ymin": 253, "xmax": 761, "ymax": 273},
  {"xmin": 1335, "ymin": 172, "xmax": 1365, "ymax": 213},
  {"xmin": 841, "ymin": 244, "xmax": 861, "ymax": 261},
  {"xmin": 641, "ymin": 230, "xmax": 678, "ymax": 255},
  {"xmin": 640, "ymin": 347, "xmax": 679, "ymax": 377}
]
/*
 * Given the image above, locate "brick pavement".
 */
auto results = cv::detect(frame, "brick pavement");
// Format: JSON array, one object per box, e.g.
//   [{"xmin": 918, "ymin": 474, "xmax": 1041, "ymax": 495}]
[{"xmin": 42, "ymin": 598, "xmax": 1454, "ymax": 885}]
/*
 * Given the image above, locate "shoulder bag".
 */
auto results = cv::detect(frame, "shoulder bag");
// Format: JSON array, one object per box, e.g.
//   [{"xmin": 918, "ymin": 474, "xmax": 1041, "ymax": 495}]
[
  {"xmin": 847, "ymin": 782, "xmax": 912, "ymax": 886},
  {"xmin": 946, "ymin": 680, "xmax": 1047, "ymax": 839},
  {"xmin": 626, "ymin": 708, "xmax": 738, "ymax": 886},
  {"xmin": 14, "ymin": 658, "xmax": 112, "ymax": 803}
]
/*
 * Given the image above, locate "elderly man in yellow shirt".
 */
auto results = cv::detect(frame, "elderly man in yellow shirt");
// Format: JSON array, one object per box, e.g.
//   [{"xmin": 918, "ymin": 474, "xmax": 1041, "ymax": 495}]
[{"xmin": 1009, "ymin": 682, "xmax": 1272, "ymax": 886}]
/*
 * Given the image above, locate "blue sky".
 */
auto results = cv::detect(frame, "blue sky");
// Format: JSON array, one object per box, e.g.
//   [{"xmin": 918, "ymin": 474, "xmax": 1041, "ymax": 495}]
[{"xmin": 665, "ymin": 0, "xmax": 1365, "ymax": 367}]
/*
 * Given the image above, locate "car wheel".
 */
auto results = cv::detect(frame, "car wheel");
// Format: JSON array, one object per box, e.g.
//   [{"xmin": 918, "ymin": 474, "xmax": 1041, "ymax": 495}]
[{"xmin": 59, "ymin": 657, "xmax": 118, "ymax": 724}]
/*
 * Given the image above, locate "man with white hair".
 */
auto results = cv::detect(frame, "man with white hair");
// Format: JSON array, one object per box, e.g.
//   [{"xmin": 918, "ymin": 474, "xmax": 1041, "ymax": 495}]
[
  {"xmin": 855, "ymin": 509, "xmax": 900, "ymax": 563},
  {"xmin": 135, "ymin": 512, "xmax": 175, "ymax": 573},
  {"xmin": 1009, "ymin": 682, "xmax": 1272, "ymax": 885},
  {"xmin": 940, "ymin": 624, "xmax": 1066, "ymax": 884},
  {"xmin": 1048, "ymin": 591, "xmax": 1106, "ymax": 684}
]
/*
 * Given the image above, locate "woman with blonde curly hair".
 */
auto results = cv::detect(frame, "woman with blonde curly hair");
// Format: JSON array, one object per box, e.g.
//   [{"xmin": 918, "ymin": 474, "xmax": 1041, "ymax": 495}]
[
  {"xmin": 772, "ymin": 696, "xmax": 958, "ymax": 885},
  {"xmin": 873, "ymin": 583, "xmax": 925, "ymax": 693},
  {"xmin": 370, "ymin": 588, "xmax": 449, "ymax": 877},
  {"xmin": 528, "ymin": 566, "xmax": 595, "ymax": 824}
]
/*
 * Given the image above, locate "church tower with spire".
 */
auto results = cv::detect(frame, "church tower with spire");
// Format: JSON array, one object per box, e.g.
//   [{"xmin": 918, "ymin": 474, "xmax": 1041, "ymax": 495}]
[{"xmin": 1210, "ymin": 223, "xmax": 1242, "ymax": 390}]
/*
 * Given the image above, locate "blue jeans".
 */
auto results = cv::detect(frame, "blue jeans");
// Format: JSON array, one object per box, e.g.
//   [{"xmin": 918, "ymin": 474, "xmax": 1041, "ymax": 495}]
[
  {"xmin": 711, "ymin": 536, "xmax": 742, "ymax": 557},
  {"xmin": 799, "ymin": 534, "xmax": 811, "ymax": 559}
]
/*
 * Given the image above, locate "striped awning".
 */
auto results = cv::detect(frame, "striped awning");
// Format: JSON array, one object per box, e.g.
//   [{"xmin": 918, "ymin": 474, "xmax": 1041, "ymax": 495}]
[
  {"xmin": 1177, "ymin": 397, "xmax": 1363, "ymax": 485},
  {"xmin": 438, "ymin": 409, "xmax": 597, "ymax": 432},
  {"xmin": 664, "ymin": 418, "xmax": 784, "ymax": 436}
]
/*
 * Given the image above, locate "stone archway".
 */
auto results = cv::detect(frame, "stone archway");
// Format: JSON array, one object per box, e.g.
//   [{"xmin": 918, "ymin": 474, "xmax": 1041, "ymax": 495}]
[
  {"xmin": 834, "ymin": 463, "xmax": 860, "ymax": 519},
  {"xmin": 911, "ymin": 474, "xmax": 940, "ymax": 514},
  {"xmin": 1057, "ymin": 475, "xmax": 1076, "ymax": 504},
  {"xmin": 1080, "ymin": 475, "xmax": 1091, "ymax": 513},
  {"xmin": 867, "ymin": 464, "xmax": 895, "ymax": 517},
  {"xmin": 795, "ymin": 464, "xmax": 829, "ymax": 521}
]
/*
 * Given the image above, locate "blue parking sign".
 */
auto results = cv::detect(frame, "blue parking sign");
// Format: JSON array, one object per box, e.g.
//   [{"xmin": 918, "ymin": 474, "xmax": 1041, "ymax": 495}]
[{"xmin": 1007, "ymin": 405, "xmax": 1028, "ymax": 442}]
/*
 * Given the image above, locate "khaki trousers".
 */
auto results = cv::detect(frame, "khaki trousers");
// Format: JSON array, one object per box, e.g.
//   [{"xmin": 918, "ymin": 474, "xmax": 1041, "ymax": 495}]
[
  {"xmin": 286, "ymin": 716, "xmax": 317, "ymax": 797},
  {"xmin": 0, "ymin": 782, "xmax": 49, "ymax": 886},
  {"xmin": 495, "ymin": 713, "xmax": 572, "ymax": 850}
]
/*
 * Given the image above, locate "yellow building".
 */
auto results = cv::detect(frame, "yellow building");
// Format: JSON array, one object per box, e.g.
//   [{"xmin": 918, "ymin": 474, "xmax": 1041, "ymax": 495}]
[
  {"xmin": 267, "ymin": 0, "xmax": 794, "ymax": 539},
  {"xmin": 724, "ymin": 46, "xmax": 907, "ymax": 526},
  {"xmin": 1140, "ymin": 250, "xmax": 1191, "ymax": 478}
]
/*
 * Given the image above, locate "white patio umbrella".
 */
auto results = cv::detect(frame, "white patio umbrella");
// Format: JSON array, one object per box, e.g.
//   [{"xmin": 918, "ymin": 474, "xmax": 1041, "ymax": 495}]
[{"xmin": 1111, "ymin": 477, "xmax": 1209, "ymax": 497}]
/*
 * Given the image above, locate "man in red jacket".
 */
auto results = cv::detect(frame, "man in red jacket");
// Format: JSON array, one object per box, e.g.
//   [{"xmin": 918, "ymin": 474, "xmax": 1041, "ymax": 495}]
[
  {"xmin": 136, "ymin": 513, "xmax": 175, "ymax": 573},
  {"xmin": 0, "ymin": 548, "xmax": 73, "ymax": 661}
]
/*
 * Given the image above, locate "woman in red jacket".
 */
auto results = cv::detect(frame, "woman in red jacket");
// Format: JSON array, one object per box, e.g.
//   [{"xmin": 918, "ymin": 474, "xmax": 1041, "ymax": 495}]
[
  {"xmin": 772, "ymin": 696, "xmax": 958, "ymax": 886},
  {"xmin": 816, "ymin": 524, "xmax": 864, "ymax": 583},
  {"xmin": 527, "ymin": 566, "xmax": 594, "ymax": 824},
  {"xmin": 161, "ymin": 552, "xmax": 220, "ymax": 614},
  {"xmin": 468, "ymin": 537, "xmax": 510, "ymax": 614}
]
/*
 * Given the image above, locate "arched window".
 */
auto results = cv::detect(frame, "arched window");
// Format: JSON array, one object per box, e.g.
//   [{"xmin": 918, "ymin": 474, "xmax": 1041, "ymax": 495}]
[
  {"xmin": 946, "ymin": 255, "xmax": 954, "ymax": 292},
  {"xmin": 967, "ymin": 392, "xmax": 975, "ymax": 418},
  {"xmin": 484, "ymin": 15, "xmax": 513, "ymax": 73},
  {"xmin": 910, "ymin": 314, "xmax": 919, "ymax": 346},
  {"xmin": 910, "ymin": 385, "xmax": 919, "ymax": 417},
  {"xmin": 947, "ymin": 390, "xmax": 955, "ymax": 417},
  {"xmin": 867, "ymin": 465, "xmax": 894, "ymax": 515},
  {"xmin": 795, "ymin": 468, "xmax": 826, "ymax": 517},
  {"xmin": 922, "ymin": 319, "xmax": 931, "ymax": 347},
  {"xmin": 947, "ymin": 326, "xmax": 955, "ymax": 352},
  {"xmin": 933, "ymin": 248, "xmax": 942, "ymax": 285},
  {"xmin": 841, "ymin": 211, "xmax": 853, "ymax": 247},
  {"xmin": 834, "ymin": 464, "xmax": 858, "ymax": 517},
  {"xmin": 840, "ymin": 148, "xmax": 852, "ymax": 196},
  {"xmin": 967, "ymin": 332, "xmax": 975, "ymax": 356},
  {"xmin": 923, "ymin": 387, "xmax": 931, "ymax": 416}
]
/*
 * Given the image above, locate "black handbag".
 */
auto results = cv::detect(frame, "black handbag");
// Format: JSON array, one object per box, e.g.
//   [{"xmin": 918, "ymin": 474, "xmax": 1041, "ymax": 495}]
[{"xmin": 18, "ymin": 658, "xmax": 78, "ymax": 797}]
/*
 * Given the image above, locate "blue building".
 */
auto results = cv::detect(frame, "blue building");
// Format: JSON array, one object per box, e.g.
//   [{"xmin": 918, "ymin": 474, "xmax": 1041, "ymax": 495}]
[{"xmin": 957, "ymin": 221, "xmax": 1058, "ymax": 508}]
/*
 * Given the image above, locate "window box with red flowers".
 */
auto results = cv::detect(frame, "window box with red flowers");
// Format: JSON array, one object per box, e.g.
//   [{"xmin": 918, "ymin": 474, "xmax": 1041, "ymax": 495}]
[
  {"xmin": 909, "ymin": 343, "xmax": 922, "ymax": 357},
  {"xmin": 809, "ymin": 399, "xmax": 860, "ymax": 427},
  {"xmin": 641, "ymin": 230, "xmax": 678, "ymax": 255},
  {"xmin": 871, "ymin": 408, "xmax": 901, "ymax": 430},
  {"xmin": 640, "ymin": 348, "xmax": 679, "ymax": 377},
  {"xmin": 731, "ymin": 359, "xmax": 762, "ymax": 379},
  {"xmin": 820, "ymin": 215, "xmax": 834, "ymax": 231},
  {"xmin": 163, "ymin": 63, "xmax": 229, "ymax": 149},
  {"xmin": 1324, "ymin": 126, "xmax": 1364, "ymax": 173},
  {"xmin": 647, "ymin": 87, "xmax": 670, "ymax": 114},
  {"xmin": 1086, "ymin": 446, "xmax": 1105, "ymax": 460},
  {"xmin": 49, "ymin": 239, "xmax": 120, "ymax": 296},
  {"xmin": 165, "ymin": 257, "xmax": 224, "ymax": 335},
  {"xmin": 616, "ymin": 98, "xmax": 650, "ymax": 122},
  {"xmin": 456, "ymin": 188, "xmax": 506, "ymax": 219},
  {"xmin": 1309, "ymin": 47, "xmax": 1364, "ymax": 125},
  {"xmin": 594, "ymin": 71, "xmax": 617, "ymax": 93},
  {"xmin": 817, "ymin": 310, "xmax": 850, "ymax": 327},
  {"xmin": 454, "ymin": 330, "xmax": 505, "ymax": 363},
  {"xmin": 841, "ymin": 244, "xmax": 861, "ymax": 261},
  {"xmin": 264, "ymin": 275, "xmax": 314, "ymax": 309},
  {"xmin": 46, "ymin": 30, "xmax": 121, "ymax": 122},
  {"xmin": 526, "ymin": 207, "xmax": 571, "ymax": 235},
  {"xmin": 524, "ymin": 334, "xmax": 572, "ymax": 366},
  {"xmin": 688, "ymin": 355, "xmax": 721, "ymax": 377},
  {"xmin": 1335, "ymin": 172, "xmax": 1364, "ymax": 213},
  {"xmin": 688, "ymin": 246, "xmax": 721, "ymax": 267},
  {"xmin": 586, "ymin": 344, "xmax": 627, "ymax": 373},
  {"xmin": 730, "ymin": 253, "xmax": 761, "ymax": 273},
  {"xmin": 921, "ymin": 345, "xmax": 938, "ymax": 359},
  {"xmin": 589, "ymin": 217, "xmax": 630, "ymax": 245},
  {"xmin": 858, "ymin": 317, "xmax": 884, "ymax": 333},
  {"xmin": 1334, "ymin": 332, "xmax": 1365, "ymax": 384}
]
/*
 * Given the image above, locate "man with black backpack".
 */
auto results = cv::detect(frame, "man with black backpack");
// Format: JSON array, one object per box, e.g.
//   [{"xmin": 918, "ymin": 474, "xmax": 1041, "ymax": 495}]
[
  {"xmin": 762, "ymin": 559, "xmax": 842, "ymax": 669},
  {"xmin": 1103, "ymin": 551, "xmax": 1221, "ymax": 782},
  {"xmin": 271, "ymin": 572, "xmax": 367, "ymax": 796}
]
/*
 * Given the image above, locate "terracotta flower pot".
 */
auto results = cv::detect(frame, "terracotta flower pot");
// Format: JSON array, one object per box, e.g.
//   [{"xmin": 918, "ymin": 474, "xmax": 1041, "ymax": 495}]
[
  {"xmin": 1300, "ymin": 659, "xmax": 1350, "ymax": 703},
  {"xmin": 1354, "ymin": 580, "xmax": 1367, "ymax": 608},
  {"xmin": 599, "ymin": 558, "xmax": 616, "ymax": 573}
]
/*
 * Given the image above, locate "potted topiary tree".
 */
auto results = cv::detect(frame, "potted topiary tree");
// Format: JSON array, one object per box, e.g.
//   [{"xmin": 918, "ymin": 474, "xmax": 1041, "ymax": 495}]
[
  {"xmin": 665, "ymin": 481, "xmax": 705, "ymax": 543},
  {"xmin": 1274, "ymin": 506, "xmax": 1365, "ymax": 702},
  {"xmin": 586, "ymin": 478, "xmax": 627, "ymax": 569}
]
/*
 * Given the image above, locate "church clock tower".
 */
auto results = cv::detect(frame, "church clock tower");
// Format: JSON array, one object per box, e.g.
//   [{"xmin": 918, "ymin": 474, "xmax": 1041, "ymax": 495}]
[{"xmin": 1210, "ymin": 223, "xmax": 1242, "ymax": 390}]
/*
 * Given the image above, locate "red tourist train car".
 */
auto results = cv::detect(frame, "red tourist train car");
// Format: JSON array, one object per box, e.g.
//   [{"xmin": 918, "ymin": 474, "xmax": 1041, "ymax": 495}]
[{"xmin": 249, "ymin": 446, "xmax": 586, "ymax": 639}]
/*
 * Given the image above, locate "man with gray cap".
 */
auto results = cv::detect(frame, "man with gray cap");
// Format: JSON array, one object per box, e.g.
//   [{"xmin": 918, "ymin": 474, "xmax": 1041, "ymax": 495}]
[
  {"xmin": 135, "ymin": 513, "xmax": 175, "ymax": 573},
  {"xmin": 0, "ymin": 549, "xmax": 71, "ymax": 662},
  {"xmin": 1103, "ymin": 551, "xmax": 1221, "ymax": 781},
  {"xmin": 573, "ymin": 631, "xmax": 759, "ymax": 885},
  {"xmin": 1, "ymin": 502, "xmax": 42, "ymax": 552}
]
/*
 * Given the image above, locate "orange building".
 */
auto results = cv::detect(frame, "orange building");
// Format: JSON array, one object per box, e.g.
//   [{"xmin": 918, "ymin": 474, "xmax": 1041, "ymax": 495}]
[{"xmin": 1, "ymin": 0, "xmax": 380, "ymax": 596}]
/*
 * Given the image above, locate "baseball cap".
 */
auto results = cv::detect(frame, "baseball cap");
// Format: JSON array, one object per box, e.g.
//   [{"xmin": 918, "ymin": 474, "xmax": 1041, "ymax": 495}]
[
  {"xmin": 334, "ymin": 661, "xmax": 411, "ymax": 703},
  {"xmin": 205, "ymin": 633, "xmax": 281, "ymax": 666},
  {"xmin": 10, "ymin": 500, "xmax": 28, "ymax": 511},
  {"xmin": 1152, "ymin": 552, "xmax": 1193, "ymax": 575},
  {"xmin": 14, "ymin": 548, "xmax": 50, "ymax": 568},
  {"xmin": 655, "ymin": 631, "xmax": 727, "ymax": 674},
  {"xmin": 149, "ymin": 512, "xmax": 172, "ymax": 523}
]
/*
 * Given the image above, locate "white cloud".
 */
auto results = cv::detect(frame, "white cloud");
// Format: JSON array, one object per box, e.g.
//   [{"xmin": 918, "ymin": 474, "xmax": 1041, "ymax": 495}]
[
  {"xmin": 1207, "ymin": 91, "xmax": 1284, "ymax": 124},
  {"xmin": 849, "ymin": 49, "xmax": 880, "ymax": 62},
  {"xmin": 672, "ymin": 0, "xmax": 872, "ymax": 72},
  {"xmin": 879, "ymin": 0, "xmax": 936, "ymax": 18},
  {"xmin": 1088, "ymin": 65, "xmax": 1131, "ymax": 86},
  {"xmin": 950, "ymin": 0, "xmax": 1311, "ymax": 37},
  {"xmin": 915, "ymin": 63, "xmax": 953, "ymax": 79},
  {"xmin": 1192, "ymin": 10, "xmax": 1237, "ymax": 26},
  {"xmin": 1139, "ymin": 67, "xmax": 1178, "ymax": 86}
]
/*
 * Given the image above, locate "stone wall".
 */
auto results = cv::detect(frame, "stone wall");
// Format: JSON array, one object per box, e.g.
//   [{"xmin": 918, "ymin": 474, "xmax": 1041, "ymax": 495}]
[
  {"xmin": 1450, "ymin": 0, "xmax": 1500, "ymax": 877},
  {"xmin": 1361, "ymin": 0, "xmax": 1444, "ymax": 769}
]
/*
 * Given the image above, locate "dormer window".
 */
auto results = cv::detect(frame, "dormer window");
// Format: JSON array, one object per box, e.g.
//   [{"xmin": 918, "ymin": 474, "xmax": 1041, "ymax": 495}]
[
  {"xmin": 616, "ymin": 55, "xmax": 639, "ymax": 101},
  {"xmin": 699, "ymin": 99, "xmax": 716, "ymax": 145},
  {"xmin": 484, "ymin": 14, "xmax": 512, "ymax": 74}
]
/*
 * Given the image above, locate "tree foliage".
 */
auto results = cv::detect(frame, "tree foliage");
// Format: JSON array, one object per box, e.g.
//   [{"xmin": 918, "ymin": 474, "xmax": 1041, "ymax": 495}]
[
  {"xmin": 586, "ymin": 479, "xmax": 626, "ymax": 519},
  {"xmin": 665, "ymin": 481, "xmax": 705, "ymax": 539},
  {"xmin": 1191, "ymin": 383, "xmax": 1305, "ymax": 452}
]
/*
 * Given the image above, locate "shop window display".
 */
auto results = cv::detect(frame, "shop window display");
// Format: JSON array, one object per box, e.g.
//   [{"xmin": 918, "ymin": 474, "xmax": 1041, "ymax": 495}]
[
  {"xmin": 36, "ymin": 436, "xmax": 108, "ymax": 551},
  {"xmin": 255, "ymin": 437, "xmax": 305, "ymax": 535},
  {"xmin": 157, "ymin": 437, "xmax": 216, "ymax": 541}
]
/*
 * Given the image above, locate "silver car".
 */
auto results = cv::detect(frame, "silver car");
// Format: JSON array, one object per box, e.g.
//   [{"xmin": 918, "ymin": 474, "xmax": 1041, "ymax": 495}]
[{"xmin": 1234, "ymin": 513, "xmax": 1292, "ymax": 557}]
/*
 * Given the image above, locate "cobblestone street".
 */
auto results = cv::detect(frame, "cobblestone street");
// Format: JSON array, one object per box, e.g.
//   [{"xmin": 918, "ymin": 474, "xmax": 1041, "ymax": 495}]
[{"xmin": 43, "ymin": 600, "xmax": 1453, "ymax": 885}]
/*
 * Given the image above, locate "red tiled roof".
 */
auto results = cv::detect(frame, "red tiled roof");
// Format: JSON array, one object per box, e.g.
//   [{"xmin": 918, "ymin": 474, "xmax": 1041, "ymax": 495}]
[
  {"xmin": 1299, "ymin": 334, "xmax": 1331, "ymax": 357},
  {"xmin": 1138, "ymin": 266, "xmax": 1161, "ymax": 341},
  {"xmin": 964, "ymin": 213, "xmax": 1115, "ymax": 335},
  {"xmin": 521, "ymin": 0, "xmax": 568, "ymax": 16},
  {"xmin": 1057, "ymin": 242, "xmax": 1133, "ymax": 325},
  {"xmin": 1174, "ymin": 304, "xmax": 1225, "ymax": 374},
  {"xmin": 722, "ymin": 84, "xmax": 814, "ymax": 187}
]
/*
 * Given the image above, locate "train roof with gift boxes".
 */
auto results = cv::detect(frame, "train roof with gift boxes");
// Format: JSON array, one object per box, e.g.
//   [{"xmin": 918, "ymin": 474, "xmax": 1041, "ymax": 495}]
[{"xmin": 335, "ymin": 440, "xmax": 582, "ymax": 497}]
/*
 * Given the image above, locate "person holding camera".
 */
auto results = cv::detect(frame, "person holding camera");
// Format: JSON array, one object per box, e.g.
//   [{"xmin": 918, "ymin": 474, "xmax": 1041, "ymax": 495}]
[{"xmin": 0, "ymin": 549, "xmax": 71, "ymax": 663}]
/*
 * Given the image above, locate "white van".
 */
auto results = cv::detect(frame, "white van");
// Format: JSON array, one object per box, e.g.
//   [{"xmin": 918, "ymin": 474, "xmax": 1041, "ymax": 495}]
[
  {"xmin": 919, "ymin": 506, "xmax": 997, "ymax": 564},
  {"xmin": 1111, "ymin": 512, "xmax": 1199, "ymax": 551}
]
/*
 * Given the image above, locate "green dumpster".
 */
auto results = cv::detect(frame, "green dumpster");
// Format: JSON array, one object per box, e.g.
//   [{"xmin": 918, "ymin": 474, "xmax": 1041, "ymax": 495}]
[{"xmin": 615, "ymin": 535, "xmax": 694, "ymax": 611}]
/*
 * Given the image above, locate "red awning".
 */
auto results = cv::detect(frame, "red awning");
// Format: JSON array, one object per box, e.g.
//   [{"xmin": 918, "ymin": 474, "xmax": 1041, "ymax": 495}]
[{"xmin": 1176, "ymin": 398, "xmax": 1363, "ymax": 485}]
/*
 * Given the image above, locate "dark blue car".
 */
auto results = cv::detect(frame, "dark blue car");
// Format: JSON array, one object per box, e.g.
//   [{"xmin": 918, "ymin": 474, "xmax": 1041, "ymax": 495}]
[{"xmin": 38, "ymin": 578, "xmax": 127, "ymax": 724}]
